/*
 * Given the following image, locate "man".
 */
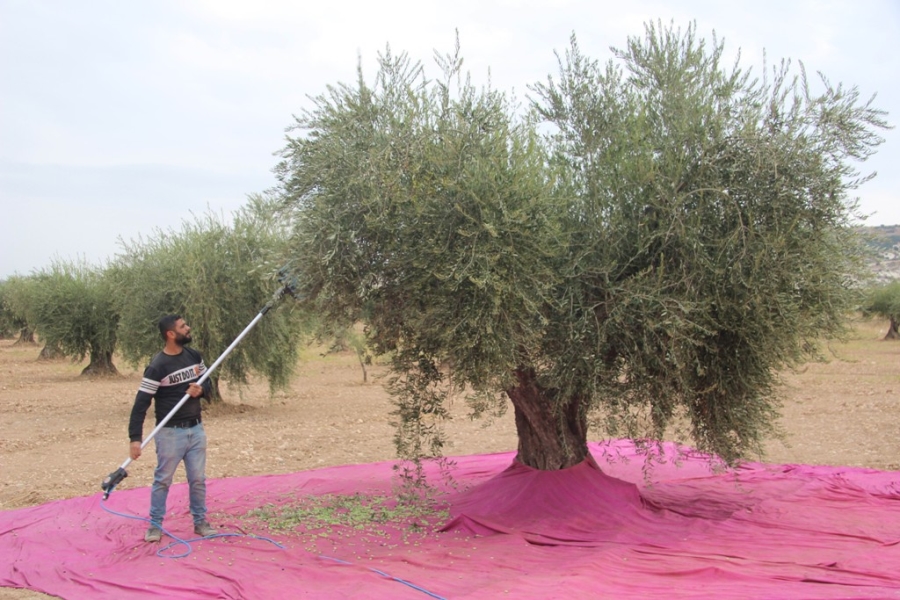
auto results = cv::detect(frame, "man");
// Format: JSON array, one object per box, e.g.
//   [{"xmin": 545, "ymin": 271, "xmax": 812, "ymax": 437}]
[{"xmin": 128, "ymin": 314, "xmax": 216, "ymax": 543}]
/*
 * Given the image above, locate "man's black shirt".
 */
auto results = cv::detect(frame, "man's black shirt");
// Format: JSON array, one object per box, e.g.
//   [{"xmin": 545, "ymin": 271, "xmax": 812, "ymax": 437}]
[{"xmin": 128, "ymin": 347, "xmax": 210, "ymax": 442}]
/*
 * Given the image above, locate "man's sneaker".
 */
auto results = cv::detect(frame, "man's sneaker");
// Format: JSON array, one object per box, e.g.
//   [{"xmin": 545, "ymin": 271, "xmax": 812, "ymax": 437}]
[
  {"xmin": 194, "ymin": 520, "xmax": 216, "ymax": 537},
  {"xmin": 144, "ymin": 527, "xmax": 162, "ymax": 543}
]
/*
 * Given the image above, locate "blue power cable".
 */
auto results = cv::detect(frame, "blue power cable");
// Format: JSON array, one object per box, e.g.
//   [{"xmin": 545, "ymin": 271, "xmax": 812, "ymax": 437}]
[
  {"xmin": 99, "ymin": 495, "xmax": 284, "ymax": 558},
  {"xmin": 318, "ymin": 555, "xmax": 448, "ymax": 600},
  {"xmin": 99, "ymin": 495, "xmax": 447, "ymax": 599}
]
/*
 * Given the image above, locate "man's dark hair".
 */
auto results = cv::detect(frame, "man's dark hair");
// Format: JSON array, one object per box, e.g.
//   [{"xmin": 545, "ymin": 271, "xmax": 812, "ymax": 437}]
[{"xmin": 158, "ymin": 314, "xmax": 182, "ymax": 342}]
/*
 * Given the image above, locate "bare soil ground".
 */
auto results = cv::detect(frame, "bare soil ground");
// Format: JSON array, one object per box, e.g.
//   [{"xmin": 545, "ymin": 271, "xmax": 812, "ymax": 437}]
[{"xmin": 1, "ymin": 318, "xmax": 899, "ymax": 599}]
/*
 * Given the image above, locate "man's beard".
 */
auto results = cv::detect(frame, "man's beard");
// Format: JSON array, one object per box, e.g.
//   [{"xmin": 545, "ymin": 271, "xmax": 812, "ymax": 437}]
[{"xmin": 174, "ymin": 333, "xmax": 193, "ymax": 346}]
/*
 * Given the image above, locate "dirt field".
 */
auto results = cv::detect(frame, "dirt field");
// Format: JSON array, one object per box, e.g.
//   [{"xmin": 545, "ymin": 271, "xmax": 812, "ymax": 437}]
[{"xmin": 1, "ymin": 318, "xmax": 899, "ymax": 598}]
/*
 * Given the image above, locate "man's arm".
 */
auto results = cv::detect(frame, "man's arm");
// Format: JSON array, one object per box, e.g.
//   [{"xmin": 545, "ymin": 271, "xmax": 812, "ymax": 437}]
[
  {"xmin": 128, "ymin": 364, "xmax": 159, "ymax": 459},
  {"xmin": 128, "ymin": 391, "xmax": 153, "ymax": 442},
  {"xmin": 128, "ymin": 390, "xmax": 152, "ymax": 460},
  {"xmin": 193, "ymin": 350, "xmax": 212, "ymax": 399},
  {"xmin": 199, "ymin": 369, "xmax": 212, "ymax": 399}
]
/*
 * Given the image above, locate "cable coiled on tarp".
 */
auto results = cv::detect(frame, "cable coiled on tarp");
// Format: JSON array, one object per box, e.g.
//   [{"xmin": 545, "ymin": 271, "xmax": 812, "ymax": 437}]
[
  {"xmin": 99, "ymin": 496, "xmax": 284, "ymax": 558},
  {"xmin": 99, "ymin": 495, "xmax": 447, "ymax": 598}
]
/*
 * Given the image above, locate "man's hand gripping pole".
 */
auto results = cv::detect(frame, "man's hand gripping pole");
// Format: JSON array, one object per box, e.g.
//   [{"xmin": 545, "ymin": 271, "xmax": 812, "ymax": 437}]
[{"xmin": 100, "ymin": 276, "xmax": 298, "ymax": 500}]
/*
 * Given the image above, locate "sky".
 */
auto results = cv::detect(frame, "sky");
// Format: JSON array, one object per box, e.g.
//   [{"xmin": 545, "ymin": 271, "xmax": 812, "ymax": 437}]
[{"xmin": 1, "ymin": 0, "xmax": 898, "ymax": 278}]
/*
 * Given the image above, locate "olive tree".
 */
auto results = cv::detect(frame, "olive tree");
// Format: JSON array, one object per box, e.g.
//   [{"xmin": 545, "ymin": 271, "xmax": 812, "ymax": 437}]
[
  {"xmin": 0, "ymin": 278, "xmax": 24, "ymax": 339},
  {"xmin": 0, "ymin": 275, "xmax": 39, "ymax": 344},
  {"xmin": 1, "ymin": 275, "xmax": 64, "ymax": 359},
  {"xmin": 863, "ymin": 281, "xmax": 900, "ymax": 339},
  {"xmin": 0, "ymin": 280, "xmax": 16, "ymax": 339},
  {"xmin": 30, "ymin": 260, "xmax": 119, "ymax": 375},
  {"xmin": 111, "ymin": 196, "xmax": 309, "ymax": 401},
  {"xmin": 277, "ymin": 24, "xmax": 887, "ymax": 469}
]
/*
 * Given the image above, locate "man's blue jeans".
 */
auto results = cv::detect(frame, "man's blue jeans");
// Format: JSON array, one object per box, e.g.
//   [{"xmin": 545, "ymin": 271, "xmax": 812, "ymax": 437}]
[{"xmin": 149, "ymin": 424, "xmax": 207, "ymax": 528}]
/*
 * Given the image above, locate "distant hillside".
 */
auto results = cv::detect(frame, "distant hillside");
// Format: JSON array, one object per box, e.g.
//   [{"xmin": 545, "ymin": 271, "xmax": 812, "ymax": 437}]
[
  {"xmin": 859, "ymin": 225, "xmax": 900, "ymax": 283},
  {"xmin": 860, "ymin": 224, "xmax": 900, "ymax": 250}
]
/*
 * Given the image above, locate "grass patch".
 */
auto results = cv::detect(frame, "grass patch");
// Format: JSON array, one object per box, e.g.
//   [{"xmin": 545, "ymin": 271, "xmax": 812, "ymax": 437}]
[{"xmin": 241, "ymin": 492, "xmax": 451, "ymax": 552}]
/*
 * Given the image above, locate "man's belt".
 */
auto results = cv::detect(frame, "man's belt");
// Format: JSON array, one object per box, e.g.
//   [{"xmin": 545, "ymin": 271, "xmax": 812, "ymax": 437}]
[{"xmin": 164, "ymin": 418, "xmax": 202, "ymax": 429}]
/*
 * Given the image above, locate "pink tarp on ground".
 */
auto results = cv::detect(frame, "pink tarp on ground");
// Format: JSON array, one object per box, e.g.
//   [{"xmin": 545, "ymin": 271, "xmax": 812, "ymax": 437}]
[{"xmin": 2, "ymin": 440, "xmax": 900, "ymax": 599}]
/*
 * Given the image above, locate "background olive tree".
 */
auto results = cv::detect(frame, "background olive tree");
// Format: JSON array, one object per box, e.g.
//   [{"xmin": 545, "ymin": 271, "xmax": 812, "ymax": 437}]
[
  {"xmin": 111, "ymin": 196, "xmax": 310, "ymax": 401},
  {"xmin": 0, "ymin": 279, "xmax": 19, "ymax": 339},
  {"xmin": 1, "ymin": 276, "xmax": 64, "ymax": 358},
  {"xmin": 0, "ymin": 275, "xmax": 40, "ymax": 344},
  {"xmin": 277, "ymin": 24, "xmax": 887, "ymax": 470},
  {"xmin": 862, "ymin": 281, "xmax": 900, "ymax": 339},
  {"xmin": 29, "ymin": 260, "xmax": 119, "ymax": 375},
  {"xmin": 0, "ymin": 278, "xmax": 26, "ymax": 340}
]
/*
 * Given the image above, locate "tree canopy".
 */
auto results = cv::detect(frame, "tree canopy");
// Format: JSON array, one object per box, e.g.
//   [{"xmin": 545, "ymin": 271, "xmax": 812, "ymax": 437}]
[
  {"xmin": 277, "ymin": 43, "xmax": 556, "ymax": 461},
  {"xmin": 527, "ymin": 23, "xmax": 886, "ymax": 462},
  {"xmin": 111, "ymin": 196, "xmax": 309, "ymax": 399},
  {"xmin": 277, "ymin": 23, "xmax": 887, "ymax": 468}
]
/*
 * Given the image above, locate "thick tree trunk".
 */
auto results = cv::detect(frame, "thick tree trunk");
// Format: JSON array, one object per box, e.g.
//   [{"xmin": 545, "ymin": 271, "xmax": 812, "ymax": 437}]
[
  {"xmin": 506, "ymin": 367, "xmax": 589, "ymax": 470},
  {"xmin": 883, "ymin": 317, "xmax": 900, "ymax": 340},
  {"xmin": 206, "ymin": 376, "xmax": 223, "ymax": 403},
  {"xmin": 356, "ymin": 348, "xmax": 368, "ymax": 383},
  {"xmin": 14, "ymin": 327, "xmax": 36, "ymax": 345},
  {"xmin": 38, "ymin": 343, "xmax": 64, "ymax": 360},
  {"xmin": 80, "ymin": 350, "xmax": 118, "ymax": 376}
]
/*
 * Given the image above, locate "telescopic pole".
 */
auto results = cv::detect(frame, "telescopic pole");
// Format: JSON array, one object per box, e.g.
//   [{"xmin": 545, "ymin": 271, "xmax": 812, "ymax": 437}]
[{"xmin": 101, "ymin": 282, "xmax": 295, "ymax": 499}]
